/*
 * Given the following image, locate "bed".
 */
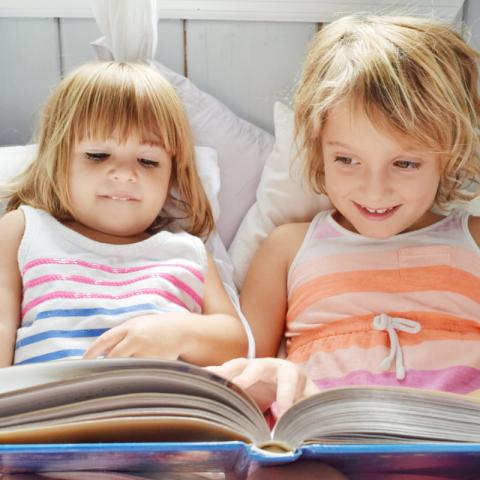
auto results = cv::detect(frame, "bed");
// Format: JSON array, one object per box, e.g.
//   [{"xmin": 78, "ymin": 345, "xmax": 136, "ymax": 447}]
[{"xmin": 0, "ymin": 0, "xmax": 477, "ymax": 477}]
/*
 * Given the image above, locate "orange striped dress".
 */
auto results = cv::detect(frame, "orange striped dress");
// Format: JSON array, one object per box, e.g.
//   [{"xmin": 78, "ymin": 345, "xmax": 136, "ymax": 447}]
[{"xmin": 286, "ymin": 209, "xmax": 480, "ymax": 394}]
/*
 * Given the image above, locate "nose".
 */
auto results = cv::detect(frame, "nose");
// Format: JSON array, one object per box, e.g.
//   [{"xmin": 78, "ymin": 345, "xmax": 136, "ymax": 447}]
[
  {"xmin": 361, "ymin": 168, "xmax": 391, "ymax": 202},
  {"xmin": 109, "ymin": 165, "xmax": 136, "ymax": 183}
]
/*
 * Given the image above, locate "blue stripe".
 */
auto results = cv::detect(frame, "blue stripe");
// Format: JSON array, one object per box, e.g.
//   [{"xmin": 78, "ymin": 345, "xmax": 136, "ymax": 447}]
[
  {"xmin": 35, "ymin": 303, "xmax": 163, "ymax": 320},
  {"xmin": 15, "ymin": 328, "xmax": 108, "ymax": 349},
  {"xmin": 16, "ymin": 349, "xmax": 86, "ymax": 365}
]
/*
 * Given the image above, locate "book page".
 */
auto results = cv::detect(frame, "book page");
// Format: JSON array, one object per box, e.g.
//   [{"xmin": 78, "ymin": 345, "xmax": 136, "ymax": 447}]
[
  {"xmin": 272, "ymin": 386, "xmax": 480, "ymax": 449},
  {"xmin": 0, "ymin": 359, "xmax": 271, "ymax": 446}
]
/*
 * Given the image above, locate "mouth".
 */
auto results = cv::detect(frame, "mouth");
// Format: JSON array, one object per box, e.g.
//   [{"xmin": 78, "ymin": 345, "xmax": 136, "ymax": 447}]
[
  {"xmin": 354, "ymin": 202, "xmax": 401, "ymax": 220},
  {"xmin": 99, "ymin": 194, "xmax": 139, "ymax": 202}
]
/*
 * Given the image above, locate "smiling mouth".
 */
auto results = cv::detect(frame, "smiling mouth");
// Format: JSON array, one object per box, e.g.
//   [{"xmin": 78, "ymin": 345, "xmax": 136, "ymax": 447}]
[{"xmin": 354, "ymin": 202, "xmax": 400, "ymax": 218}]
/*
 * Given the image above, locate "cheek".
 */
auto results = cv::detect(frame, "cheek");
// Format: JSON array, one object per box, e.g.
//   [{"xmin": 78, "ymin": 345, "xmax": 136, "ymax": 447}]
[
  {"xmin": 417, "ymin": 171, "xmax": 441, "ymax": 197},
  {"xmin": 324, "ymin": 169, "xmax": 351, "ymax": 196}
]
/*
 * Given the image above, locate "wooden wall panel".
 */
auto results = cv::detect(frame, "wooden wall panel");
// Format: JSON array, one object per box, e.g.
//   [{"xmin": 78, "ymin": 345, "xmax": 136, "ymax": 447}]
[
  {"xmin": 186, "ymin": 20, "xmax": 317, "ymax": 133},
  {"xmin": 463, "ymin": 0, "xmax": 480, "ymax": 50},
  {"xmin": 155, "ymin": 19, "xmax": 184, "ymax": 74},
  {"xmin": 59, "ymin": 18, "xmax": 101, "ymax": 74},
  {"xmin": 0, "ymin": 18, "xmax": 60, "ymax": 145},
  {"xmin": 2, "ymin": 2, "xmax": 480, "ymax": 145}
]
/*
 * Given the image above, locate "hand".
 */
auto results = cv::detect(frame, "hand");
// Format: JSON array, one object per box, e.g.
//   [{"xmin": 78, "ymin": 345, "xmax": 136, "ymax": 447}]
[
  {"xmin": 207, "ymin": 357, "xmax": 319, "ymax": 417},
  {"xmin": 83, "ymin": 313, "xmax": 190, "ymax": 360}
]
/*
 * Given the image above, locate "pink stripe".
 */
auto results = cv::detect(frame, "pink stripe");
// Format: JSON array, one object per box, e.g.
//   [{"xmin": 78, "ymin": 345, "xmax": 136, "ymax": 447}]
[
  {"xmin": 22, "ymin": 289, "xmax": 188, "ymax": 316},
  {"xmin": 290, "ymin": 245, "xmax": 480, "ymax": 288},
  {"xmin": 159, "ymin": 273, "xmax": 202, "ymax": 307},
  {"xmin": 314, "ymin": 220, "xmax": 344, "ymax": 239},
  {"xmin": 23, "ymin": 258, "xmax": 204, "ymax": 281},
  {"xmin": 24, "ymin": 273, "xmax": 202, "ymax": 307},
  {"xmin": 429, "ymin": 214, "xmax": 463, "ymax": 233},
  {"xmin": 313, "ymin": 366, "xmax": 480, "ymax": 395}
]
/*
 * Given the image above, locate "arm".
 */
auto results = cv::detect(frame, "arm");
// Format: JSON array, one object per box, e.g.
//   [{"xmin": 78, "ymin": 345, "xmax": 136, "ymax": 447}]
[
  {"xmin": 84, "ymin": 252, "xmax": 248, "ymax": 365},
  {"xmin": 240, "ymin": 222, "xmax": 309, "ymax": 357},
  {"xmin": 0, "ymin": 210, "xmax": 24, "ymax": 367},
  {"xmin": 469, "ymin": 216, "xmax": 480, "ymax": 245},
  {"xmin": 179, "ymin": 251, "xmax": 248, "ymax": 364}
]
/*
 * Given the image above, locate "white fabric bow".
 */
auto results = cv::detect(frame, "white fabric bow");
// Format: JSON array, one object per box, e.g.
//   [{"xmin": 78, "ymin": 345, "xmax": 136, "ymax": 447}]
[
  {"xmin": 90, "ymin": 0, "xmax": 158, "ymax": 61},
  {"xmin": 372, "ymin": 313, "xmax": 421, "ymax": 380}
]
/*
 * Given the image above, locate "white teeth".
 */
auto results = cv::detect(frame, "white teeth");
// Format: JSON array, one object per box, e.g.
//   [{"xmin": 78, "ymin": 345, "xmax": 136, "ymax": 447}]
[
  {"xmin": 365, "ymin": 207, "xmax": 392, "ymax": 214},
  {"xmin": 110, "ymin": 196, "xmax": 130, "ymax": 201}
]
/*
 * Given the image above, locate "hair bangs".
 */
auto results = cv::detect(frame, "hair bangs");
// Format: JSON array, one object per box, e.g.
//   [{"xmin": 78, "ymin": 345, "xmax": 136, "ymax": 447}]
[
  {"xmin": 315, "ymin": 23, "xmax": 464, "ymax": 158},
  {"xmin": 69, "ymin": 65, "xmax": 180, "ymax": 154}
]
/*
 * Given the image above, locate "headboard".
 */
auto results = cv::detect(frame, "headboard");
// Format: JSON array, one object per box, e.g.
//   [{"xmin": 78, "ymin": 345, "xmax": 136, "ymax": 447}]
[{"xmin": 0, "ymin": 0, "xmax": 471, "ymax": 146}]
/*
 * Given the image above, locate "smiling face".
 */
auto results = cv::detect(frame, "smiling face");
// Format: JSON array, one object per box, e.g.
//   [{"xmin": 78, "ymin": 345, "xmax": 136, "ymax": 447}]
[
  {"xmin": 66, "ymin": 134, "xmax": 172, "ymax": 243},
  {"xmin": 321, "ymin": 103, "xmax": 442, "ymax": 239}
]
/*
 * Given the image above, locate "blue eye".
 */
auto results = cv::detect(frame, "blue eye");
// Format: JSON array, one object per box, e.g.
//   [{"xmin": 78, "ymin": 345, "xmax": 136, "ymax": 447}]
[
  {"xmin": 86, "ymin": 152, "xmax": 109, "ymax": 161},
  {"xmin": 138, "ymin": 158, "xmax": 159, "ymax": 168},
  {"xmin": 395, "ymin": 160, "xmax": 420, "ymax": 169}
]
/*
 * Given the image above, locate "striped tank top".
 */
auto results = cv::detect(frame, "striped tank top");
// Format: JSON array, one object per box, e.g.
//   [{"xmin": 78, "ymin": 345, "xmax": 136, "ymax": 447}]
[
  {"xmin": 14, "ymin": 206, "xmax": 207, "ymax": 365},
  {"xmin": 286, "ymin": 209, "xmax": 480, "ymax": 395}
]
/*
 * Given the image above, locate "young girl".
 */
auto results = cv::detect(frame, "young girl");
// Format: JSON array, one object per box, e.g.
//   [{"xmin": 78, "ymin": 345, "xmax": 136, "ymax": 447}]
[
  {"xmin": 212, "ymin": 15, "xmax": 480, "ymax": 478},
  {"xmin": 0, "ymin": 61, "xmax": 247, "ymax": 367}
]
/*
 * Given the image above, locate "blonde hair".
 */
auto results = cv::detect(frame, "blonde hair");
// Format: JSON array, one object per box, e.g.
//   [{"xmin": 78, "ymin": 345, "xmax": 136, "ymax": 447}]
[
  {"xmin": 5, "ymin": 61, "xmax": 214, "ymax": 238},
  {"xmin": 295, "ymin": 15, "xmax": 480, "ymax": 208}
]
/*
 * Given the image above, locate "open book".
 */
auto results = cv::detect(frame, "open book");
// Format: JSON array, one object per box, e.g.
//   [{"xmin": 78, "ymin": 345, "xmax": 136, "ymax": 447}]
[{"xmin": 2, "ymin": 358, "xmax": 480, "ymax": 452}]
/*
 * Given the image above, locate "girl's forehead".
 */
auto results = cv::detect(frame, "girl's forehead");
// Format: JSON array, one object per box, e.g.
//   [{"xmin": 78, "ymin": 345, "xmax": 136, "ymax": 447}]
[{"xmin": 324, "ymin": 103, "xmax": 436, "ymax": 152}]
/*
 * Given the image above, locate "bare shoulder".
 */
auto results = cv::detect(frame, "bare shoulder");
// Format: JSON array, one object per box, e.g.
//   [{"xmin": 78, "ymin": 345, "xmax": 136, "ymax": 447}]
[
  {"xmin": 0, "ymin": 209, "xmax": 24, "ymax": 275},
  {"xmin": 468, "ymin": 216, "xmax": 480, "ymax": 246},
  {"xmin": 0, "ymin": 209, "xmax": 25, "ymax": 241},
  {"xmin": 265, "ymin": 222, "xmax": 310, "ymax": 265}
]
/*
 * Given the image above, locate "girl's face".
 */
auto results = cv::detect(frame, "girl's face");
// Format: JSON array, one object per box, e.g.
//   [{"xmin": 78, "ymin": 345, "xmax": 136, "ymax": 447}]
[
  {"xmin": 67, "ymin": 134, "xmax": 172, "ymax": 243},
  {"xmin": 321, "ymin": 103, "xmax": 442, "ymax": 239}
]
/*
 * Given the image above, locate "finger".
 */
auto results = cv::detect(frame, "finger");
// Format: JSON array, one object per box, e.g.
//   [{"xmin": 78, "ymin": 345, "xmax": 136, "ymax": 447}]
[
  {"xmin": 276, "ymin": 363, "xmax": 302, "ymax": 416},
  {"xmin": 303, "ymin": 377, "xmax": 320, "ymax": 398},
  {"xmin": 206, "ymin": 358, "xmax": 250, "ymax": 380},
  {"xmin": 83, "ymin": 328, "xmax": 126, "ymax": 359},
  {"xmin": 105, "ymin": 336, "xmax": 135, "ymax": 358},
  {"xmin": 230, "ymin": 360, "xmax": 271, "ymax": 389}
]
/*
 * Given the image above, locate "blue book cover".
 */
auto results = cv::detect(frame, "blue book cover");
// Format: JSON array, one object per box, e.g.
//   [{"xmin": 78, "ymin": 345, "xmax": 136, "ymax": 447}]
[
  {"xmin": 1, "ymin": 442, "xmax": 480, "ymax": 477},
  {"xmin": 1, "ymin": 359, "xmax": 480, "ymax": 476}
]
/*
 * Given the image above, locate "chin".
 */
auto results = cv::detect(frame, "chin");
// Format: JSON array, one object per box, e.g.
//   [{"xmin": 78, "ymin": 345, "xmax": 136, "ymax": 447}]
[{"xmin": 100, "ymin": 225, "xmax": 149, "ymax": 239}]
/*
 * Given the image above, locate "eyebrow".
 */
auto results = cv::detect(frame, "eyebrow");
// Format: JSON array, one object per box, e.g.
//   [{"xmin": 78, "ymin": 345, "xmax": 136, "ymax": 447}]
[
  {"xmin": 326, "ymin": 140, "xmax": 427, "ymax": 156},
  {"xmin": 326, "ymin": 141, "xmax": 352, "ymax": 149}
]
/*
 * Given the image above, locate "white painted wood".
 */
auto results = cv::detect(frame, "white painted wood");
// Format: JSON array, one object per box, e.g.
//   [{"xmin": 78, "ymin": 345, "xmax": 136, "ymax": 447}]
[
  {"xmin": 156, "ymin": 0, "xmax": 465, "ymax": 22},
  {"xmin": 463, "ymin": 0, "xmax": 480, "ymax": 50},
  {"xmin": 0, "ymin": 18, "xmax": 60, "ymax": 146},
  {"xmin": 155, "ymin": 20, "xmax": 185, "ymax": 74},
  {"xmin": 0, "ymin": 0, "xmax": 465, "ymax": 22},
  {"xmin": 60, "ymin": 18, "xmax": 101, "ymax": 74},
  {"xmin": 187, "ymin": 20, "xmax": 316, "ymax": 133}
]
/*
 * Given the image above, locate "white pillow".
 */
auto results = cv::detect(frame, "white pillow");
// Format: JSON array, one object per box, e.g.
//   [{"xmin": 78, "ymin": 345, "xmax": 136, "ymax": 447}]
[
  {"xmin": 229, "ymin": 102, "xmax": 331, "ymax": 287},
  {"xmin": 152, "ymin": 61, "xmax": 275, "ymax": 249},
  {"xmin": 0, "ymin": 145, "xmax": 37, "ymax": 213}
]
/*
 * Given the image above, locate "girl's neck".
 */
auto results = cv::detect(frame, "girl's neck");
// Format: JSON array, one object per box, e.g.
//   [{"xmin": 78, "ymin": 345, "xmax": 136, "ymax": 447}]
[{"xmin": 62, "ymin": 220, "xmax": 150, "ymax": 245}]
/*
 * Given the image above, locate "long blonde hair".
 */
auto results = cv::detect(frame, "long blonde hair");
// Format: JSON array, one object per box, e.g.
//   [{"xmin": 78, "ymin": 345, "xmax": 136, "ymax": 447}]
[
  {"xmin": 295, "ymin": 15, "xmax": 480, "ymax": 209},
  {"xmin": 5, "ymin": 61, "xmax": 214, "ymax": 238}
]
